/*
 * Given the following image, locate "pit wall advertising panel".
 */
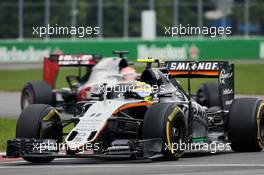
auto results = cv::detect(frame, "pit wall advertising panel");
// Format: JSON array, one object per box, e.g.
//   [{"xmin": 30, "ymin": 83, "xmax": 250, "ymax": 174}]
[{"xmin": 0, "ymin": 37, "xmax": 263, "ymax": 62}]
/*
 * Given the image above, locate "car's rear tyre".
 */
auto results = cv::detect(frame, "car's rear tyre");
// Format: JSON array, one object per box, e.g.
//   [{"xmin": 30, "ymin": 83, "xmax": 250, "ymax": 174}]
[
  {"xmin": 21, "ymin": 81, "xmax": 54, "ymax": 110},
  {"xmin": 143, "ymin": 103, "xmax": 187, "ymax": 161},
  {"xmin": 227, "ymin": 98, "xmax": 264, "ymax": 152},
  {"xmin": 196, "ymin": 82, "xmax": 220, "ymax": 107},
  {"xmin": 16, "ymin": 104, "xmax": 62, "ymax": 163}
]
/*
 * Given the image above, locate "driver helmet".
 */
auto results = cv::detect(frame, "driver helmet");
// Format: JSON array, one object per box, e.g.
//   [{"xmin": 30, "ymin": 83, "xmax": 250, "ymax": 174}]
[
  {"xmin": 132, "ymin": 82, "xmax": 152, "ymax": 99},
  {"xmin": 120, "ymin": 67, "xmax": 137, "ymax": 81}
]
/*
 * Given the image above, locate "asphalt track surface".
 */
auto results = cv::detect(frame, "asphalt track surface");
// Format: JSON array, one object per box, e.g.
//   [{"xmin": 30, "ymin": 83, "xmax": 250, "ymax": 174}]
[
  {"xmin": 0, "ymin": 92, "xmax": 21, "ymax": 118},
  {"xmin": 1, "ymin": 151, "xmax": 264, "ymax": 175},
  {"xmin": 0, "ymin": 92, "xmax": 71, "ymax": 119}
]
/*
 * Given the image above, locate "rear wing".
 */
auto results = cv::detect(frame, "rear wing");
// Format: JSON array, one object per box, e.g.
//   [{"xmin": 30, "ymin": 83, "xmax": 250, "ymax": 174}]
[
  {"xmin": 43, "ymin": 54, "xmax": 102, "ymax": 88},
  {"xmin": 166, "ymin": 61, "xmax": 234, "ymax": 110},
  {"xmin": 47, "ymin": 54, "xmax": 100, "ymax": 66},
  {"xmin": 166, "ymin": 61, "xmax": 220, "ymax": 78}
]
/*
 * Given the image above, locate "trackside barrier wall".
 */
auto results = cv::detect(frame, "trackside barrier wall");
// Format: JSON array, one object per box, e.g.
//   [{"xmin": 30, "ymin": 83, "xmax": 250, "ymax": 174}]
[{"xmin": 0, "ymin": 37, "xmax": 264, "ymax": 62}]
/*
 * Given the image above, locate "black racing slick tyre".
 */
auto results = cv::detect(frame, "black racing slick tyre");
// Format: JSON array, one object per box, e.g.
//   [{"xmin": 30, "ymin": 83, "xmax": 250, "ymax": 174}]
[
  {"xmin": 143, "ymin": 103, "xmax": 187, "ymax": 161},
  {"xmin": 21, "ymin": 81, "xmax": 54, "ymax": 110},
  {"xmin": 196, "ymin": 82, "xmax": 220, "ymax": 107},
  {"xmin": 227, "ymin": 98, "xmax": 264, "ymax": 152},
  {"xmin": 16, "ymin": 104, "xmax": 62, "ymax": 163}
]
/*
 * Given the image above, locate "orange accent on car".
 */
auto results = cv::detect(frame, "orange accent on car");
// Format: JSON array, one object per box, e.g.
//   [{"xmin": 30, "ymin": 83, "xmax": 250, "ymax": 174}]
[
  {"xmin": 76, "ymin": 101, "xmax": 156, "ymax": 150},
  {"xmin": 113, "ymin": 101, "xmax": 155, "ymax": 115},
  {"xmin": 169, "ymin": 70, "xmax": 219, "ymax": 76}
]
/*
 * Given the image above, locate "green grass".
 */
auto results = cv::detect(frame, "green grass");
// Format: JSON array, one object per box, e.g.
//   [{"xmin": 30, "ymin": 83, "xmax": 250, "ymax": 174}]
[
  {"xmin": 0, "ymin": 64, "xmax": 264, "ymax": 94},
  {"xmin": 0, "ymin": 118, "xmax": 16, "ymax": 151},
  {"xmin": 0, "ymin": 68, "xmax": 81, "ymax": 91},
  {"xmin": 233, "ymin": 64, "xmax": 264, "ymax": 94}
]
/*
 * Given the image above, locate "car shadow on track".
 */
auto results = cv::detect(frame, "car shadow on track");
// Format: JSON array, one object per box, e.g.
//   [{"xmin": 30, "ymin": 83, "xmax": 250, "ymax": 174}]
[
  {"xmin": 183, "ymin": 150, "xmax": 232, "ymax": 158},
  {"xmin": 6, "ymin": 151, "xmax": 234, "ymax": 166}
]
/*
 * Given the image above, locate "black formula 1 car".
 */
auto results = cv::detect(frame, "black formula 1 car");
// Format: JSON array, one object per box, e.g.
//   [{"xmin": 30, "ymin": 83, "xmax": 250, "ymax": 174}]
[
  {"xmin": 20, "ymin": 51, "xmax": 136, "ymax": 113},
  {"xmin": 6, "ymin": 59, "xmax": 264, "ymax": 163}
]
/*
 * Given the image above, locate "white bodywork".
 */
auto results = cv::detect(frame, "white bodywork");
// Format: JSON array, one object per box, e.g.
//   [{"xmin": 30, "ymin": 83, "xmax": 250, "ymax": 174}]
[
  {"xmin": 86, "ymin": 57, "xmax": 123, "ymax": 84},
  {"xmin": 81, "ymin": 57, "xmax": 123, "ymax": 90},
  {"xmin": 66, "ymin": 98, "xmax": 142, "ymax": 150},
  {"xmin": 78, "ymin": 57, "xmax": 130, "ymax": 99}
]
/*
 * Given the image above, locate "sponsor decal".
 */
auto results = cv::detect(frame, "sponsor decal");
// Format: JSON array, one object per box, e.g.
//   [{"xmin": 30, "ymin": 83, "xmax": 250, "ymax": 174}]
[
  {"xmin": 58, "ymin": 55, "xmax": 93, "ymax": 65},
  {"xmin": 219, "ymin": 69, "xmax": 233, "ymax": 85},
  {"xmin": 182, "ymin": 103, "xmax": 205, "ymax": 119},
  {"xmin": 168, "ymin": 61, "xmax": 219, "ymax": 71},
  {"xmin": 225, "ymin": 99, "xmax": 233, "ymax": 106},
  {"xmin": 0, "ymin": 46, "xmax": 50, "ymax": 62},
  {"xmin": 223, "ymin": 88, "xmax": 233, "ymax": 95},
  {"xmin": 137, "ymin": 44, "xmax": 200, "ymax": 60}
]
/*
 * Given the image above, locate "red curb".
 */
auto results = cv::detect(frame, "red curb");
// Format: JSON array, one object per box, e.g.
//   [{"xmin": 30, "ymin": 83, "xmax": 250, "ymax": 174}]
[{"xmin": 0, "ymin": 155, "xmax": 22, "ymax": 162}]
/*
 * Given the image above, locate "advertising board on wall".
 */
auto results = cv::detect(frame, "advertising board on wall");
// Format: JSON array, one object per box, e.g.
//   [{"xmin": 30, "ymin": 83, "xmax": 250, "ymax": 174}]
[{"xmin": 0, "ymin": 38, "xmax": 263, "ymax": 62}]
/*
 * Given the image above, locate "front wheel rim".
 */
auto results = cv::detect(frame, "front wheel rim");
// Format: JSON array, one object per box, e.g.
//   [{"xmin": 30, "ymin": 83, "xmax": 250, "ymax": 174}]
[{"xmin": 22, "ymin": 91, "xmax": 33, "ymax": 109}]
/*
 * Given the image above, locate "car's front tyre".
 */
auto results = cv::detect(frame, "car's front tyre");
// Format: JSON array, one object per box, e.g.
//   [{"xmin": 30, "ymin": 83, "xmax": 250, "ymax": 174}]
[
  {"xmin": 143, "ymin": 103, "xmax": 187, "ymax": 161},
  {"xmin": 16, "ymin": 104, "xmax": 62, "ymax": 163}
]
